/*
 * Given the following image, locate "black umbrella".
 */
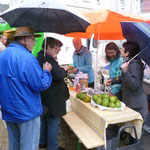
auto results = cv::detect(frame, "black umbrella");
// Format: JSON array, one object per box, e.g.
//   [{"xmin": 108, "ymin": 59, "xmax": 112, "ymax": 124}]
[{"xmin": 0, "ymin": 0, "xmax": 90, "ymax": 34}]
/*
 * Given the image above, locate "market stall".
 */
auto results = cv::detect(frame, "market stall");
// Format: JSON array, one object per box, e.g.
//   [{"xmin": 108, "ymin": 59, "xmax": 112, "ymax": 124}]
[{"xmin": 63, "ymin": 90, "xmax": 143, "ymax": 149}]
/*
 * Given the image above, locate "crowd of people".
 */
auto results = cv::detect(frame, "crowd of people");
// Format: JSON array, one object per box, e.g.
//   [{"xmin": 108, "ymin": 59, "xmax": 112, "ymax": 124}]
[{"xmin": 0, "ymin": 26, "xmax": 148, "ymax": 150}]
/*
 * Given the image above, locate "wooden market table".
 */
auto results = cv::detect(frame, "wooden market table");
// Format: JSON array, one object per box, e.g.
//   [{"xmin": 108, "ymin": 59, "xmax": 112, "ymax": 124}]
[{"xmin": 63, "ymin": 90, "xmax": 143, "ymax": 150}]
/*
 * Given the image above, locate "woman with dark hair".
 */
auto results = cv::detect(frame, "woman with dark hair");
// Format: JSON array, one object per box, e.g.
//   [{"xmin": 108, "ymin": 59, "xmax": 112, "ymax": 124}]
[
  {"xmin": 36, "ymin": 37, "xmax": 68, "ymax": 150},
  {"xmin": 105, "ymin": 42, "xmax": 123, "ymax": 97},
  {"xmin": 107, "ymin": 41, "xmax": 148, "ymax": 149},
  {"xmin": 122, "ymin": 41, "xmax": 140, "ymax": 58}
]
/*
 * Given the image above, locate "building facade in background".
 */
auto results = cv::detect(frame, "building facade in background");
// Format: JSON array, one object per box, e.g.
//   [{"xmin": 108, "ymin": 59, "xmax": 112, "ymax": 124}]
[
  {"xmin": 65, "ymin": 0, "xmax": 141, "ymax": 15},
  {"xmin": 8, "ymin": 0, "xmax": 143, "ymax": 15}
]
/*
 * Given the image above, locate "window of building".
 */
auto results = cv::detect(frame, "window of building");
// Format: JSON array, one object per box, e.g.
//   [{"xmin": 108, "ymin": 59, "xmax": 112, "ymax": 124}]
[
  {"xmin": 120, "ymin": 0, "xmax": 125, "ymax": 10},
  {"xmin": 83, "ymin": 0, "xmax": 90, "ymax": 2},
  {"xmin": 97, "ymin": 0, "xmax": 101, "ymax": 4}
]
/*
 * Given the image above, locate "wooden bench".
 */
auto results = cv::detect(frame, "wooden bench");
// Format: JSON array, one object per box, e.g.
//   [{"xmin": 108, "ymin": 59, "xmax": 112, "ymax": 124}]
[{"xmin": 63, "ymin": 111, "xmax": 104, "ymax": 150}]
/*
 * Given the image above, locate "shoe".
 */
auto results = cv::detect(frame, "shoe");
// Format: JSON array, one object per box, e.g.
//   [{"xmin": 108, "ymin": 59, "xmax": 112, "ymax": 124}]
[
  {"xmin": 39, "ymin": 144, "xmax": 47, "ymax": 149},
  {"xmin": 58, "ymin": 147, "xmax": 66, "ymax": 150}
]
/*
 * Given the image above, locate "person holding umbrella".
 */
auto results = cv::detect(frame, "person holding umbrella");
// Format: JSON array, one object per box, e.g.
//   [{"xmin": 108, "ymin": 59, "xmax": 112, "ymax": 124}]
[
  {"xmin": 107, "ymin": 41, "xmax": 148, "ymax": 149},
  {"xmin": 0, "ymin": 26, "xmax": 52, "ymax": 150}
]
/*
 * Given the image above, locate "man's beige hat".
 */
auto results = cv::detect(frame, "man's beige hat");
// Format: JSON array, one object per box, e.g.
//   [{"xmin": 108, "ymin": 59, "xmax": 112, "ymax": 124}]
[
  {"xmin": 3, "ymin": 29, "xmax": 16, "ymax": 39},
  {"xmin": 11, "ymin": 26, "xmax": 41, "ymax": 38}
]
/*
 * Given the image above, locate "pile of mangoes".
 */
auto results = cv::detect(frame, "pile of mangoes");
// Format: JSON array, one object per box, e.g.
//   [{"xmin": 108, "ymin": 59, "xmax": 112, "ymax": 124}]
[
  {"xmin": 92, "ymin": 93, "xmax": 121, "ymax": 108},
  {"xmin": 76, "ymin": 92, "xmax": 91, "ymax": 103}
]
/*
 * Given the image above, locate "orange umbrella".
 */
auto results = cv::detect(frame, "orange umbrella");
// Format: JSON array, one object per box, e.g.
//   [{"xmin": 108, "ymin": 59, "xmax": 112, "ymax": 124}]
[
  {"xmin": 66, "ymin": 9, "xmax": 149, "ymax": 40},
  {"xmin": 66, "ymin": 32, "xmax": 92, "ymax": 39}
]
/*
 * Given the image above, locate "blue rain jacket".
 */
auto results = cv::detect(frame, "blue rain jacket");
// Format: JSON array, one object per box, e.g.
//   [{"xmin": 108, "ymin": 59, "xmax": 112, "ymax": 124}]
[
  {"xmin": 110, "ymin": 56, "xmax": 123, "ymax": 95},
  {"xmin": 73, "ymin": 46, "xmax": 95, "ymax": 84},
  {"xmin": 0, "ymin": 43, "xmax": 52, "ymax": 123}
]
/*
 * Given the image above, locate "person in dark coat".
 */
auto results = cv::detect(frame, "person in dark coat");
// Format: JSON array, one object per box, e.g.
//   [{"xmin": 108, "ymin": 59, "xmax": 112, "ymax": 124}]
[
  {"xmin": 107, "ymin": 41, "xmax": 148, "ymax": 150},
  {"xmin": 36, "ymin": 37, "xmax": 69, "ymax": 150},
  {"xmin": 55, "ymin": 39, "xmax": 70, "ymax": 101}
]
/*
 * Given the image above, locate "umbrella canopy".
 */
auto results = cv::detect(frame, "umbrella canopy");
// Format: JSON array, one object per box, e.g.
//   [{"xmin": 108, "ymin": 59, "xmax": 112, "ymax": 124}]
[
  {"xmin": 0, "ymin": 0, "xmax": 90, "ymax": 34},
  {"xmin": 66, "ymin": 9, "xmax": 149, "ymax": 40},
  {"xmin": 121, "ymin": 22, "xmax": 150, "ymax": 66}
]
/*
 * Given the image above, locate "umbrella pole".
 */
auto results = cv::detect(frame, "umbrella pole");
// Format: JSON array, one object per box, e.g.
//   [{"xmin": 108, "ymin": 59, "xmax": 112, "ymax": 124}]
[
  {"xmin": 44, "ymin": 32, "xmax": 47, "ymax": 57},
  {"xmin": 43, "ymin": 33, "xmax": 47, "ymax": 69},
  {"xmin": 94, "ymin": 24, "xmax": 100, "ymax": 90}
]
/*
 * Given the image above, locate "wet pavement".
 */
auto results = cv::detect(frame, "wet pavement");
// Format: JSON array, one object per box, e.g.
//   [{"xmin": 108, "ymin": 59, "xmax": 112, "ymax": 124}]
[
  {"xmin": 0, "ymin": 118, "xmax": 87, "ymax": 150},
  {"xmin": 0, "ymin": 118, "xmax": 150, "ymax": 150}
]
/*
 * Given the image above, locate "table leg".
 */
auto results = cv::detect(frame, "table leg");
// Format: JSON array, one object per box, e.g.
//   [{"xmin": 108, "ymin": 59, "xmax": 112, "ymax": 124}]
[{"xmin": 77, "ymin": 138, "xmax": 80, "ymax": 150}]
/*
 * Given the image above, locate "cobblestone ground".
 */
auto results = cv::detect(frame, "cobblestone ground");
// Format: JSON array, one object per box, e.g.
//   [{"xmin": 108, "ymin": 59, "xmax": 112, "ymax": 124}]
[
  {"xmin": 0, "ymin": 120, "xmax": 8, "ymax": 150},
  {"xmin": 0, "ymin": 118, "xmax": 149, "ymax": 150},
  {"xmin": 0, "ymin": 119, "xmax": 87, "ymax": 150}
]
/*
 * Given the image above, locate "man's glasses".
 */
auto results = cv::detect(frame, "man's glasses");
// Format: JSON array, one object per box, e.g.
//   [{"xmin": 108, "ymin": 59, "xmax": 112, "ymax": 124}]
[{"xmin": 30, "ymin": 36, "xmax": 37, "ymax": 43}]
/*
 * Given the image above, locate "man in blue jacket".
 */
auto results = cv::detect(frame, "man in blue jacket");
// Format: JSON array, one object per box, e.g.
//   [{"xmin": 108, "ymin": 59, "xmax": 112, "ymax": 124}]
[
  {"xmin": 72, "ymin": 38, "xmax": 95, "ymax": 88},
  {"xmin": 0, "ymin": 26, "xmax": 52, "ymax": 150}
]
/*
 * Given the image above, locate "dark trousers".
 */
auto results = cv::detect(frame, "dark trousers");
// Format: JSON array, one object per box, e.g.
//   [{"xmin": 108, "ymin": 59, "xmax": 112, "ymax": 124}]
[
  {"xmin": 40, "ymin": 117, "xmax": 60, "ymax": 150},
  {"xmin": 88, "ymin": 82, "xmax": 94, "ymax": 89}
]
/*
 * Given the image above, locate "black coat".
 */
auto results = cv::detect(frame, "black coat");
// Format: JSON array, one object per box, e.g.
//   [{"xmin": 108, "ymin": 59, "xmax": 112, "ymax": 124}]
[
  {"xmin": 37, "ymin": 50, "xmax": 69, "ymax": 118},
  {"xmin": 112, "ymin": 59, "xmax": 148, "ymax": 121}
]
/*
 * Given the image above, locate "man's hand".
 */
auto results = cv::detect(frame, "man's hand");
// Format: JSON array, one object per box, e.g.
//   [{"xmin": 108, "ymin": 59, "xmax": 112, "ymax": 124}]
[
  {"xmin": 121, "ymin": 62, "xmax": 129, "ymax": 73},
  {"xmin": 43, "ymin": 62, "xmax": 52, "ymax": 72}
]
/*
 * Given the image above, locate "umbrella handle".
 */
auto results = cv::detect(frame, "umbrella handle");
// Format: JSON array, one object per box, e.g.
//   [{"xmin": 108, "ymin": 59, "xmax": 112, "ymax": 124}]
[
  {"xmin": 127, "ymin": 47, "xmax": 146, "ymax": 63},
  {"xmin": 119, "ymin": 49, "xmax": 146, "ymax": 70},
  {"xmin": 127, "ymin": 52, "xmax": 141, "ymax": 63}
]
